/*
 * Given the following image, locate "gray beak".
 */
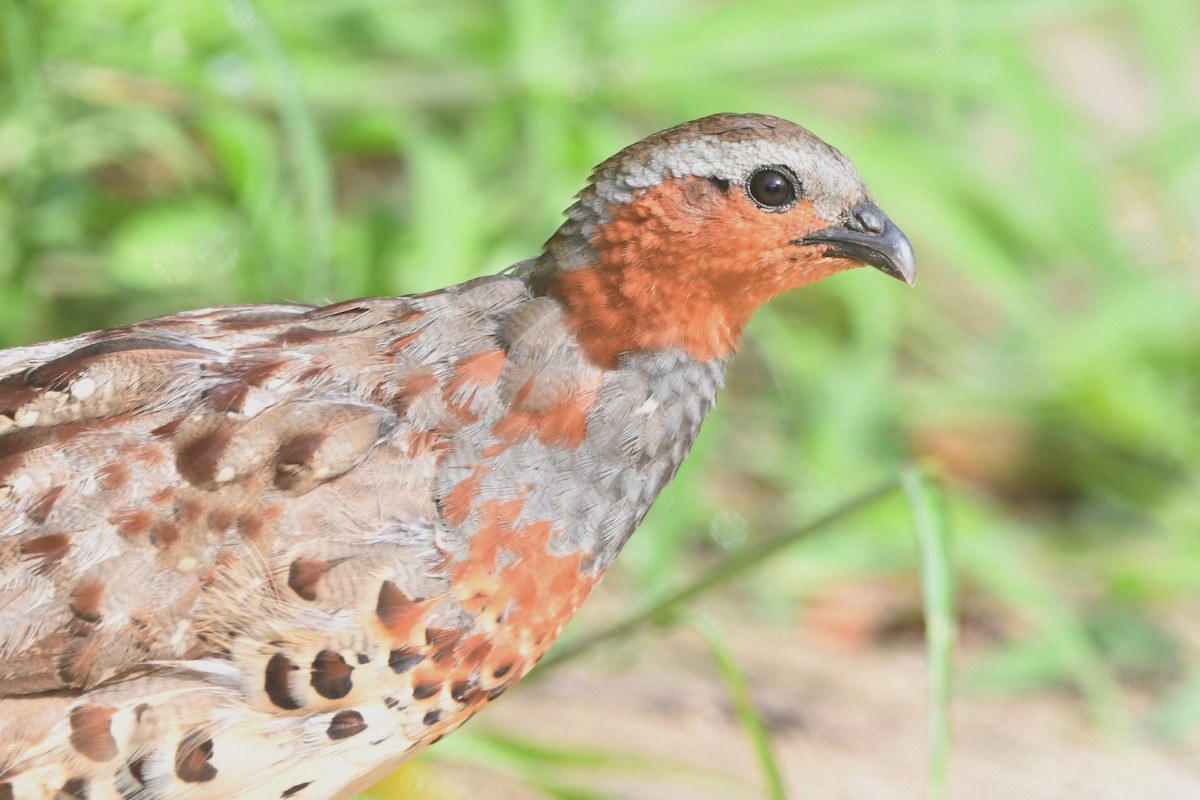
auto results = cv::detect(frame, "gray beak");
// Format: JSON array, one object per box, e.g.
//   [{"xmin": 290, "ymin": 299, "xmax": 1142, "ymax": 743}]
[{"xmin": 797, "ymin": 201, "xmax": 917, "ymax": 286}]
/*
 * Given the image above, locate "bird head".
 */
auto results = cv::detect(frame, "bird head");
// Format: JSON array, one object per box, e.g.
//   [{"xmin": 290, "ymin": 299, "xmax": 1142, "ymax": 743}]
[{"xmin": 533, "ymin": 113, "xmax": 916, "ymax": 368}]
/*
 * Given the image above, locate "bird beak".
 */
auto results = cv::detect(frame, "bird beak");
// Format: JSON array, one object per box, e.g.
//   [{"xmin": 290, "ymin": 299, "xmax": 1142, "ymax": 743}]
[{"xmin": 797, "ymin": 201, "xmax": 917, "ymax": 286}]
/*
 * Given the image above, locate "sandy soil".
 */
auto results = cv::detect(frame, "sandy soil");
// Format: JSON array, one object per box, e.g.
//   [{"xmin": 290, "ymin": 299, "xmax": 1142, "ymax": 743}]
[{"xmin": 422, "ymin": 616, "xmax": 1200, "ymax": 799}]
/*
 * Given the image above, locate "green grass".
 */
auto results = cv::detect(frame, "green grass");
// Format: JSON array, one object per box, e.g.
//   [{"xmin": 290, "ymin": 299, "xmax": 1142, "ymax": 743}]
[
  {"xmin": 690, "ymin": 614, "xmax": 790, "ymax": 800},
  {"xmin": 1, "ymin": 0, "xmax": 1198, "ymax": 796},
  {"xmin": 904, "ymin": 467, "xmax": 954, "ymax": 800}
]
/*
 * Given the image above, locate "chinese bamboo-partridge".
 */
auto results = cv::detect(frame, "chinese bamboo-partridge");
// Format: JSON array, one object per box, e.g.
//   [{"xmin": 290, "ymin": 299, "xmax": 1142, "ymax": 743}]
[{"xmin": 0, "ymin": 113, "xmax": 915, "ymax": 799}]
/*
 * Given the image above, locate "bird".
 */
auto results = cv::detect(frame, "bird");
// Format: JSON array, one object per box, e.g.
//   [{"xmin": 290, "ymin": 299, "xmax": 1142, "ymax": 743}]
[{"xmin": 0, "ymin": 112, "xmax": 914, "ymax": 800}]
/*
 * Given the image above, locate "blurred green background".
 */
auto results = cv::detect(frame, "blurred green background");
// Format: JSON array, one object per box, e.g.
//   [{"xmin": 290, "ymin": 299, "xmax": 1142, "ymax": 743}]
[{"xmin": 2, "ymin": 0, "xmax": 1198, "ymax": 797}]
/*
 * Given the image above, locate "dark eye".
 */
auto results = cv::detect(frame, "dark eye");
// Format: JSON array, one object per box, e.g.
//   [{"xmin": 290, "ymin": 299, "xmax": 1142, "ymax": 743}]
[{"xmin": 746, "ymin": 168, "xmax": 797, "ymax": 210}]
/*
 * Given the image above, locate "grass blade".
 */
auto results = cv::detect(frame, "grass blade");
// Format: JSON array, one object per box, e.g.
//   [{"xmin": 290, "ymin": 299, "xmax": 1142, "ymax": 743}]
[
  {"xmin": 688, "ymin": 613, "xmax": 788, "ymax": 800},
  {"xmin": 228, "ymin": 0, "xmax": 334, "ymax": 300},
  {"xmin": 539, "ymin": 476, "xmax": 905, "ymax": 671},
  {"xmin": 902, "ymin": 466, "xmax": 954, "ymax": 800}
]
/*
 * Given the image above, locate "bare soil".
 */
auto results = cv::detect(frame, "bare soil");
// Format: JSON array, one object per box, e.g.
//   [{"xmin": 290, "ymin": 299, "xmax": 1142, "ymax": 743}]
[{"xmin": 427, "ymin": 615, "xmax": 1200, "ymax": 799}]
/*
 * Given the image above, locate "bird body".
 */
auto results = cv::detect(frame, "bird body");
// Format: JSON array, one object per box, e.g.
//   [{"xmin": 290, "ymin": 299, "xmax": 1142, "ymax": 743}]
[{"xmin": 0, "ymin": 114, "xmax": 913, "ymax": 799}]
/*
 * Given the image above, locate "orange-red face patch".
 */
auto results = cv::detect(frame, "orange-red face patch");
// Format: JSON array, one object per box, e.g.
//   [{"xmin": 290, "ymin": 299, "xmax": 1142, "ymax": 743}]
[{"xmin": 551, "ymin": 175, "xmax": 858, "ymax": 367}]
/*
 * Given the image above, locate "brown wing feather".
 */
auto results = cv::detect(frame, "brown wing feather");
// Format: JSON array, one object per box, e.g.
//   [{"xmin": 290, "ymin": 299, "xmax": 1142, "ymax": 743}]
[{"xmin": 0, "ymin": 281, "xmax": 526, "ymax": 697}]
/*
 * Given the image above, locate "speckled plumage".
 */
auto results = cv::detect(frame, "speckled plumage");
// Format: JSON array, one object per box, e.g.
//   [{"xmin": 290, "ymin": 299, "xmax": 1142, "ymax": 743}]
[{"xmin": 0, "ymin": 113, "xmax": 914, "ymax": 799}]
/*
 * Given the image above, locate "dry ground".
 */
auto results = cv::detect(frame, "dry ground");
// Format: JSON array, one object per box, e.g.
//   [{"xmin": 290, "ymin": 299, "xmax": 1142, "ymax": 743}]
[{"xmin": 417, "ymin": 613, "xmax": 1200, "ymax": 799}]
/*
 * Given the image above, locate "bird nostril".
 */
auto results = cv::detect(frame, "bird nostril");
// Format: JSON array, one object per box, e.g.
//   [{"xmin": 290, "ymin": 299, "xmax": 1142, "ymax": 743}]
[{"xmin": 853, "ymin": 204, "xmax": 886, "ymax": 234}]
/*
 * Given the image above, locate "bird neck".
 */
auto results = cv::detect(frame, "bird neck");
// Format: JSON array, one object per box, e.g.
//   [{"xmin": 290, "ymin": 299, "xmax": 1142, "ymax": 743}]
[
  {"xmin": 531, "ymin": 181, "xmax": 790, "ymax": 370},
  {"xmin": 569, "ymin": 347, "xmax": 729, "ymax": 568}
]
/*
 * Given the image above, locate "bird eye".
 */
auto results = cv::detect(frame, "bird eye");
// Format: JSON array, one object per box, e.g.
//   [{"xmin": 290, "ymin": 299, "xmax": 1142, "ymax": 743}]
[{"xmin": 746, "ymin": 168, "xmax": 797, "ymax": 210}]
